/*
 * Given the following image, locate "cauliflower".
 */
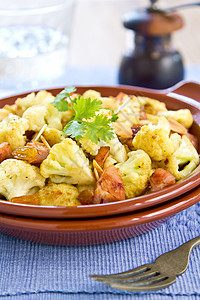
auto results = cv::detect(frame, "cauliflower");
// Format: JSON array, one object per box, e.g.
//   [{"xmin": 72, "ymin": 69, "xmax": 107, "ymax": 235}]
[
  {"xmin": 106, "ymin": 132, "xmax": 127, "ymax": 163},
  {"xmin": 116, "ymin": 150, "xmax": 151, "ymax": 198},
  {"xmin": 38, "ymin": 183, "xmax": 81, "ymax": 206},
  {"xmin": 0, "ymin": 107, "xmax": 13, "ymax": 122},
  {"xmin": 60, "ymin": 110, "xmax": 73, "ymax": 126},
  {"xmin": 158, "ymin": 135, "xmax": 199, "ymax": 180},
  {"xmin": 100, "ymin": 97, "xmax": 117, "ymax": 111},
  {"xmin": 83, "ymin": 89, "xmax": 101, "ymax": 100},
  {"xmin": 80, "ymin": 136, "xmax": 100, "ymax": 156},
  {"xmin": 80, "ymin": 132, "xmax": 127, "ymax": 163},
  {"xmin": 42, "ymin": 127, "xmax": 66, "ymax": 147},
  {"xmin": 10, "ymin": 90, "xmax": 55, "ymax": 116},
  {"xmin": 137, "ymin": 96, "xmax": 167, "ymax": 114},
  {"xmin": 132, "ymin": 117, "xmax": 181, "ymax": 161},
  {"xmin": 40, "ymin": 138, "xmax": 95, "ymax": 185},
  {"xmin": 116, "ymin": 96, "xmax": 141, "ymax": 127},
  {"xmin": 158, "ymin": 109, "xmax": 193, "ymax": 129},
  {"xmin": 0, "ymin": 159, "xmax": 45, "ymax": 200},
  {"xmin": 23, "ymin": 103, "xmax": 63, "ymax": 132},
  {"xmin": 0, "ymin": 114, "xmax": 29, "ymax": 150}
]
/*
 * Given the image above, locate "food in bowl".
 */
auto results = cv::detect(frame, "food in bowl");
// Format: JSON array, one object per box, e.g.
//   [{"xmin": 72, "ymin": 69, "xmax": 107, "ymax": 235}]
[{"xmin": 0, "ymin": 87, "xmax": 199, "ymax": 206}]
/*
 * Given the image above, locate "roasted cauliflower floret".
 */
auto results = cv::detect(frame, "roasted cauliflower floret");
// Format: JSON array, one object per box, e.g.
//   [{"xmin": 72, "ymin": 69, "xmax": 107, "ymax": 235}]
[
  {"xmin": 23, "ymin": 103, "xmax": 63, "ymax": 132},
  {"xmin": 116, "ymin": 96, "xmax": 141, "ymax": 127},
  {"xmin": 40, "ymin": 138, "xmax": 95, "ymax": 185},
  {"xmin": 80, "ymin": 132, "xmax": 127, "ymax": 163},
  {"xmin": 80, "ymin": 136, "xmax": 100, "ymax": 156},
  {"xmin": 0, "ymin": 159, "xmax": 45, "ymax": 200},
  {"xmin": 0, "ymin": 107, "xmax": 13, "ymax": 122},
  {"xmin": 116, "ymin": 150, "xmax": 151, "ymax": 198},
  {"xmin": 100, "ymin": 97, "xmax": 117, "ymax": 111},
  {"xmin": 23, "ymin": 105, "xmax": 46, "ymax": 132},
  {"xmin": 10, "ymin": 183, "xmax": 81, "ymax": 206},
  {"xmin": 11, "ymin": 90, "xmax": 55, "ymax": 116},
  {"xmin": 132, "ymin": 117, "xmax": 181, "ymax": 161},
  {"xmin": 42, "ymin": 127, "xmax": 66, "ymax": 147},
  {"xmin": 137, "ymin": 96, "xmax": 167, "ymax": 114},
  {"xmin": 158, "ymin": 109, "xmax": 193, "ymax": 129},
  {"xmin": 60, "ymin": 110, "xmax": 73, "ymax": 126},
  {"xmin": 159, "ymin": 135, "xmax": 199, "ymax": 180},
  {"xmin": 82, "ymin": 89, "xmax": 101, "ymax": 100},
  {"xmin": 38, "ymin": 183, "xmax": 80, "ymax": 206},
  {"xmin": 0, "ymin": 114, "xmax": 29, "ymax": 150},
  {"xmin": 106, "ymin": 132, "xmax": 127, "ymax": 163}
]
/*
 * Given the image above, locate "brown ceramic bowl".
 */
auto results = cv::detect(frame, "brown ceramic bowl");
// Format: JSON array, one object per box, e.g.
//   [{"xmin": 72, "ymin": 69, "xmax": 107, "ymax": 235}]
[
  {"xmin": 0, "ymin": 81, "xmax": 200, "ymax": 219},
  {"xmin": 0, "ymin": 183, "xmax": 199, "ymax": 246}
]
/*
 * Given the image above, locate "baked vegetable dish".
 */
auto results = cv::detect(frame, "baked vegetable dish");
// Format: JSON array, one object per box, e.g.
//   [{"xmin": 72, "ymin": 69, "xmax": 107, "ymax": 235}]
[{"xmin": 0, "ymin": 87, "xmax": 199, "ymax": 206}]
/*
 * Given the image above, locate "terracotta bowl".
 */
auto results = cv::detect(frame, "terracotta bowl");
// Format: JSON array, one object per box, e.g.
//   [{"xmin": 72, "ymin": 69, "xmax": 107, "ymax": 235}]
[
  {"xmin": 0, "ymin": 183, "xmax": 199, "ymax": 245},
  {"xmin": 0, "ymin": 81, "xmax": 200, "ymax": 219}
]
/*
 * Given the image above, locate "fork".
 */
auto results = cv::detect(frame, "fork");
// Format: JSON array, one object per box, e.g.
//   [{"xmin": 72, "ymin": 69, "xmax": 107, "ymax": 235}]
[{"xmin": 90, "ymin": 235, "xmax": 200, "ymax": 291}]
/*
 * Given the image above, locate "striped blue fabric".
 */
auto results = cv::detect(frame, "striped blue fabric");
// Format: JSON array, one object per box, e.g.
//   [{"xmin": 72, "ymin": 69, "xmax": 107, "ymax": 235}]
[{"xmin": 0, "ymin": 201, "xmax": 199, "ymax": 299}]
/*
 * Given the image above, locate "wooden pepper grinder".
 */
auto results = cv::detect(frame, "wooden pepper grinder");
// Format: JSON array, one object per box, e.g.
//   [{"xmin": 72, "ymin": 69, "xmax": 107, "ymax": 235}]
[{"xmin": 118, "ymin": 0, "xmax": 185, "ymax": 89}]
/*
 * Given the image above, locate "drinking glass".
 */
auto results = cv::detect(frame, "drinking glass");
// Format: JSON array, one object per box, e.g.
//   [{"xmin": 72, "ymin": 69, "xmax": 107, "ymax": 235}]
[{"xmin": 0, "ymin": 0, "xmax": 76, "ymax": 96}]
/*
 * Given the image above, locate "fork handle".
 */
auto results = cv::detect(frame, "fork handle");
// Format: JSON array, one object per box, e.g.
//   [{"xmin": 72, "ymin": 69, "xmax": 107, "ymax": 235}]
[
  {"xmin": 175, "ymin": 235, "xmax": 200, "ymax": 273},
  {"xmin": 180, "ymin": 235, "xmax": 200, "ymax": 250},
  {"xmin": 166, "ymin": 235, "xmax": 200, "ymax": 275}
]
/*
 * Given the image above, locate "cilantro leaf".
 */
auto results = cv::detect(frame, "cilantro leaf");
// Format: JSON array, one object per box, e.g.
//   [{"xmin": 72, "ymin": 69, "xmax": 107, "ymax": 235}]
[
  {"xmin": 52, "ymin": 86, "xmax": 118, "ymax": 144},
  {"xmin": 111, "ymin": 112, "xmax": 118, "ymax": 122},
  {"xmin": 52, "ymin": 98, "xmax": 70, "ymax": 111},
  {"xmin": 60, "ymin": 86, "xmax": 76, "ymax": 96},
  {"xmin": 73, "ymin": 96, "xmax": 102, "ymax": 120},
  {"xmin": 63, "ymin": 120, "xmax": 87, "ymax": 140},
  {"xmin": 51, "ymin": 86, "xmax": 76, "ymax": 111},
  {"xmin": 86, "ymin": 115, "xmax": 114, "ymax": 144}
]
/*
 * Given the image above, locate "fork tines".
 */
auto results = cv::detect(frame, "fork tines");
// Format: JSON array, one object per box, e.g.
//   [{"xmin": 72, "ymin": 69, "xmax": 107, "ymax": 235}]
[{"xmin": 90, "ymin": 263, "xmax": 176, "ymax": 291}]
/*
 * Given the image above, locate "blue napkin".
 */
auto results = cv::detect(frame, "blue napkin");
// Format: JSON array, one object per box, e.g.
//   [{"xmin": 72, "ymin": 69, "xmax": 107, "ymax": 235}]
[
  {"xmin": 0, "ymin": 202, "xmax": 199, "ymax": 299},
  {"xmin": 0, "ymin": 65, "xmax": 200, "ymax": 299}
]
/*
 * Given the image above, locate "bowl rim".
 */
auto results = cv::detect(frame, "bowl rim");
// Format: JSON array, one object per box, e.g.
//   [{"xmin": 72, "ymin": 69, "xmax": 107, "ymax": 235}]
[
  {"xmin": 0, "ymin": 184, "xmax": 199, "ymax": 232},
  {"xmin": 0, "ymin": 83, "xmax": 200, "ymax": 219},
  {"xmin": 0, "ymin": 164, "xmax": 199, "ymax": 219}
]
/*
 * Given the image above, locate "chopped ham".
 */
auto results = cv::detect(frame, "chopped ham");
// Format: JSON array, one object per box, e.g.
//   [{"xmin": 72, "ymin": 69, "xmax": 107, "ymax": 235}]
[
  {"xmin": 0, "ymin": 142, "xmax": 13, "ymax": 163},
  {"xmin": 93, "ymin": 166, "xmax": 125, "ymax": 204},
  {"xmin": 116, "ymin": 92, "xmax": 127, "ymax": 103},
  {"xmin": 150, "ymin": 168, "xmax": 176, "ymax": 192}
]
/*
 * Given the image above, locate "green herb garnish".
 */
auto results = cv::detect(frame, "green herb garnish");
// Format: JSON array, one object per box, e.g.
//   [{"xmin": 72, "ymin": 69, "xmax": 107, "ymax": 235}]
[{"xmin": 52, "ymin": 87, "xmax": 118, "ymax": 143}]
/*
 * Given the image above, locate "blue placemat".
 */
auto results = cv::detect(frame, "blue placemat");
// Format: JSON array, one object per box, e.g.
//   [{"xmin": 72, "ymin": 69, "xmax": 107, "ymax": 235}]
[
  {"xmin": 0, "ymin": 202, "xmax": 200, "ymax": 299},
  {"xmin": 0, "ymin": 65, "xmax": 200, "ymax": 299}
]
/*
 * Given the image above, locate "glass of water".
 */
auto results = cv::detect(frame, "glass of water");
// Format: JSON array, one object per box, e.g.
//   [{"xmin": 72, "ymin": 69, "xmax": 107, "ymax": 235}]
[{"xmin": 0, "ymin": 0, "xmax": 76, "ymax": 96}]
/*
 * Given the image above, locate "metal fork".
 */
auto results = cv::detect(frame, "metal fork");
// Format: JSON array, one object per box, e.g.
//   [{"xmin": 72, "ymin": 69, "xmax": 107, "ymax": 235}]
[{"xmin": 90, "ymin": 235, "xmax": 200, "ymax": 291}]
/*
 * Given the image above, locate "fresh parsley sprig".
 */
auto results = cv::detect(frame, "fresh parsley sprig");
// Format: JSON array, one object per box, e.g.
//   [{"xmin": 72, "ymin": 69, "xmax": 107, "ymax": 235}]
[{"xmin": 52, "ymin": 87, "xmax": 118, "ymax": 143}]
